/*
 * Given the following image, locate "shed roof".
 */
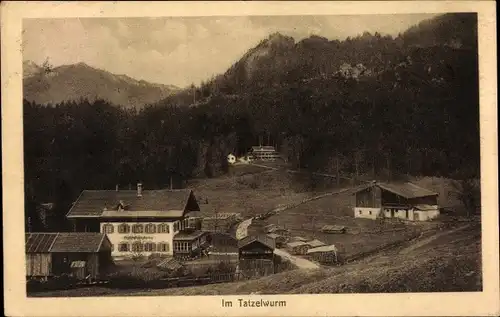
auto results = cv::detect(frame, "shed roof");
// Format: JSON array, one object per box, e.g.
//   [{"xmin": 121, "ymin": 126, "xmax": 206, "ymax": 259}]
[
  {"xmin": 307, "ymin": 239, "xmax": 326, "ymax": 248},
  {"xmin": 67, "ymin": 189, "xmax": 198, "ymax": 218},
  {"xmin": 307, "ymin": 245, "xmax": 338, "ymax": 254},
  {"xmin": 157, "ymin": 258, "xmax": 184, "ymax": 271},
  {"xmin": 321, "ymin": 225, "xmax": 346, "ymax": 231},
  {"xmin": 25, "ymin": 233, "xmax": 58, "ymax": 253},
  {"xmin": 25, "ymin": 232, "xmax": 110, "ymax": 253},
  {"xmin": 353, "ymin": 182, "xmax": 438, "ymax": 199},
  {"xmin": 238, "ymin": 235, "xmax": 276, "ymax": 250}
]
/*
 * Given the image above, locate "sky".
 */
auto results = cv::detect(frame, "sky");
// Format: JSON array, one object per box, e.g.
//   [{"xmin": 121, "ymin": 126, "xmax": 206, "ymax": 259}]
[{"xmin": 23, "ymin": 14, "xmax": 438, "ymax": 88}]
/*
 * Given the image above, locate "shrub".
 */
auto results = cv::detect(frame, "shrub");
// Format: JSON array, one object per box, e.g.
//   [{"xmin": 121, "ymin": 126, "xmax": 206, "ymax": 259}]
[{"xmin": 107, "ymin": 268, "xmax": 168, "ymax": 289}]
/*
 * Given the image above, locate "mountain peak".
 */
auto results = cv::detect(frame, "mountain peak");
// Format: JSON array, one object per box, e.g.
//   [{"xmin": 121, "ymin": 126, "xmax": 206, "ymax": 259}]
[{"xmin": 23, "ymin": 60, "xmax": 43, "ymax": 78}]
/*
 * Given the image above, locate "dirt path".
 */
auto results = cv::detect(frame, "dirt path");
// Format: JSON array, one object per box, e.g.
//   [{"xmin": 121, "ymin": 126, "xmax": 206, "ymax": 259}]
[
  {"xmin": 274, "ymin": 248, "xmax": 319, "ymax": 269},
  {"xmin": 398, "ymin": 224, "xmax": 472, "ymax": 255}
]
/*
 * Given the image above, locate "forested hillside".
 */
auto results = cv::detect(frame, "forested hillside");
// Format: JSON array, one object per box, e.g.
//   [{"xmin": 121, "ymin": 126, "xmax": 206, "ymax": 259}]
[{"xmin": 24, "ymin": 13, "xmax": 479, "ymax": 231}]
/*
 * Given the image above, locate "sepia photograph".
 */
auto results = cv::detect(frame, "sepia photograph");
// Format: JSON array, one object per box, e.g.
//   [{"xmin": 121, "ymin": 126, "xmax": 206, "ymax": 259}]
[{"xmin": 2, "ymin": 1, "xmax": 499, "ymax": 316}]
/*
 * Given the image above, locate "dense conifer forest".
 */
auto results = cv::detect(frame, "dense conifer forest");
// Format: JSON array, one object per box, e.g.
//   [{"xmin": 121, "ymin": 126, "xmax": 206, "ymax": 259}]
[{"xmin": 23, "ymin": 13, "xmax": 479, "ymax": 231}]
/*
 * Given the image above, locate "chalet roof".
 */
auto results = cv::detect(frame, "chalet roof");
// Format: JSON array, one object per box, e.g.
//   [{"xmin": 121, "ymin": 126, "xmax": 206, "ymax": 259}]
[
  {"xmin": 238, "ymin": 235, "xmax": 276, "ymax": 250},
  {"xmin": 307, "ymin": 244, "xmax": 338, "ymax": 254},
  {"xmin": 173, "ymin": 230, "xmax": 207, "ymax": 241},
  {"xmin": 25, "ymin": 232, "xmax": 110, "ymax": 253},
  {"xmin": 66, "ymin": 189, "xmax": 198, "ymax": 218},
  {"xmin": 352, "ymin": 182, "xmax": 438, "ymax": 199},
  {"xmin": 307, "ymin": 239, "xmax": 326, "ymax": 248}
]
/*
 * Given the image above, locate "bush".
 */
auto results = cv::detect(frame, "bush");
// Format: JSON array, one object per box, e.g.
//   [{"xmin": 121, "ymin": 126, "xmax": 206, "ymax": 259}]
[
  {"xmin": 107, "ymin": 268, "xmax": 168, "ymax": 289},
  {"xmin": 26, "ymin": 274, "xmax": 79, "ymax": 293}
]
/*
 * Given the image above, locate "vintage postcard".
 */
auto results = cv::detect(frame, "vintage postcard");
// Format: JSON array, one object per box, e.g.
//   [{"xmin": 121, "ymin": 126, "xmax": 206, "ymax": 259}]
[{"xmin": 2, "ymin": 1, "xmax": 499, "ymax": 316}]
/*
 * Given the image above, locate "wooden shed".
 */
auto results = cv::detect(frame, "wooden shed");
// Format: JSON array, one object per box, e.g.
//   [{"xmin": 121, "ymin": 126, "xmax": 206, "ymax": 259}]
[
  {"xmin": 286, "ymin": 241, "xmax": 312, "ymax": 255},
  {"xmin": 238, "ymin": 235, "xmax": 275, "ymax": 260},
  {"xmin": 25, "ymin": 232, "xmax": 113, "ymax": 281},
  {"xmin": 307, "ymin": 245, "xmax": 339, "ymax": 264}
]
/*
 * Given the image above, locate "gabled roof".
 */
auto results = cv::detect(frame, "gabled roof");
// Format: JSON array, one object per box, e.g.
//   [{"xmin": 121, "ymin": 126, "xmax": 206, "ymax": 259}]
[
  {"xmin": 25, "ymin": 232, "xmax": 110, "ymax": 253},
  {"xmin": 66, "ymin": 189, "xmax": 199, "ymax": 218},
  {"xmin": 307, "ymin": 239, "xmax": 326, "ymax": 248},
  {"xmin": 286, "ymin": 241, "xmax": 307, "ymax": 248},
  {"xmin": 307, "ymin": 244, "xmax": 338, "ymax": 254},
  {"xmin": 352, "ymin": 182, "xmax": 438, "ymax": 199},
  {"xmin": 238, "ymin": 235, "xmax": 276, "ymax": 250}
]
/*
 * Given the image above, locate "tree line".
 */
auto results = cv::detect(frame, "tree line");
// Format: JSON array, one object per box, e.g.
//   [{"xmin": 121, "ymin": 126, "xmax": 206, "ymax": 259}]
[{"xmin": 24, "ymin": 13, "xmax": 480, "ymax": 231}]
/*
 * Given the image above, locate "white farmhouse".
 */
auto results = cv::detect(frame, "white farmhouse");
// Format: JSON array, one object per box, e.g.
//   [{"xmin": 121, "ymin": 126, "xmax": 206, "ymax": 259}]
[{"xmin": 351, "ymin": 181, "xmax": 440, "ymax": 221}]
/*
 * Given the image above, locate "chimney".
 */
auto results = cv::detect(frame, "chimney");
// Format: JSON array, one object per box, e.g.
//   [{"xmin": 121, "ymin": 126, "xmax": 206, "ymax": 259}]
[
  {"xmin": 115, "ymin": 184, "xmax": 119, "ymax": 192},
  {"xmin": 137, "ymin": 182, "xmax": 143, "ymax": 197}
]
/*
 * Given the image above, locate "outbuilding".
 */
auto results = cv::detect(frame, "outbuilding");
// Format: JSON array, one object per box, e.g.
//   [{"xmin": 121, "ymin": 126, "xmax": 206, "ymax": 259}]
[
  {"xmin": 307, "ymin": 245, "xmax": 339, "ymax": 264},
  {"xmin": 352, "ymin": 181, "xmax": 440, "ymax": 221},
  {"xmin": 25, "ymin": 232, "xmax": 113, "ymax": 281},
  {"xmin": 238, "ymin": 235, "xmax": 275, "ymax": 261},
  {"xmin": 286, "ymin": 241, "xmax": 312, "ymax": 255}
]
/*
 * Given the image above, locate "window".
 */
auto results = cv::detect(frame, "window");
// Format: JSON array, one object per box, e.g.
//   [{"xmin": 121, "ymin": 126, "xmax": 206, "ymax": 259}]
[
  {"xmin": 118, "ymin": 223, "xmax": 130, "ymax": 234},
  {"xmin": 132, "ymin": 224, "xmax": 144, "ymax": 233},
  {"xmin": 118, "ymin": 243, "xmax": 129, "ymax": 252},
  {"xmin": 145, "ymin": 223, "xmax": 156, "ymax": 234},
  {"xmin": 358, "ymin": 210, "xmax": 362, "ymax": 214},
  {"xmin": 103, "ymin": 223, "xmax": 114, "ymax": 234},
  {"xmin": 158, "ymin": 242, "xmax": 169, "ymax": 252},
  {"xmin": 173, "ymin": 222, "xmax": 179, "ymax": 232},
  {"xmin": 131, "ymin": 242, "xmax": 144, "ymax": 252},
  {"xmin": 157, "ymin": 223, "xmax": 170, "ymax": 233},
  {"xmin": 144, "ymin": 242, "xmax": 156, "ymax": 252},
  {"xmin": 369, "ymin": 211, "xmax": 372, "ymax": 215}
]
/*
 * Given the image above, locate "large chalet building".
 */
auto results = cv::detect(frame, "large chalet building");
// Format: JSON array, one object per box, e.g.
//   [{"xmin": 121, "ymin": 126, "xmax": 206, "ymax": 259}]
[
  {"xmin": 352, "ymin": 181, "xmax": 440, "ymax": 221},
  {"xmin": 66, "ymin": 183, "xmax": 202, "ymax": 259}
]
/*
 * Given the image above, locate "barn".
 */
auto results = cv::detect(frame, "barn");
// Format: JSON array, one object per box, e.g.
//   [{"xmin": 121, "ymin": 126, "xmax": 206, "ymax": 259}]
[
  {"xmin": 238, "ymin": 235, "xmax": 275, "ymax": 261},
  {"xmin": 25, "ymin": 232, "xmax": 113, "ymax": 281},
  {"xmin": 352, "ymin": 181, "xmax": 440, "ymax": 221}
]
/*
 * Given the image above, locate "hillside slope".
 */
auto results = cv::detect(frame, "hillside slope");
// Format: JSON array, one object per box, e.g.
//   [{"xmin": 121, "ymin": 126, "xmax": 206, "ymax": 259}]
[
  {"xmin": 23, "ymin": 61, "xmax": 179, "ymax": 110},
  {"xmin": 130, "ymin": 223, "xmax": 481, "ymax": 295}
]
